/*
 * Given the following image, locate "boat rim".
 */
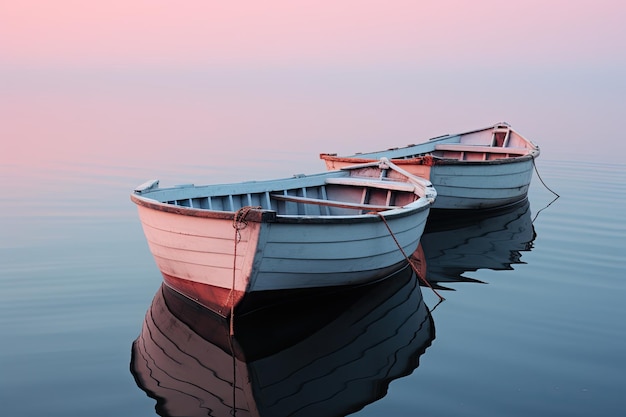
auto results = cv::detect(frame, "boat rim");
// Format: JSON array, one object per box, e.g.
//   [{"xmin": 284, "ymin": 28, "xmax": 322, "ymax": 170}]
[{"xmin": 130, "ymin": 192, "xmax": 432, "ymax": 224}]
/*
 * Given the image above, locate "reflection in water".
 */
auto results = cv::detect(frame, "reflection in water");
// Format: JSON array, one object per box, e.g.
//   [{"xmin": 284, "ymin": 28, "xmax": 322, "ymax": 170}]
[
  {"xmin": 131, "ymin": 264, "xmax": 434, "ymax": 417},
  {"xmin": 419, "ymin": 199, "xmax": 536, "ymax": 290}
]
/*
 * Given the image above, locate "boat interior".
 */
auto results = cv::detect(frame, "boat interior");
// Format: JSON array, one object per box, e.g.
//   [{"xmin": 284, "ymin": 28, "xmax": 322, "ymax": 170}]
[
  {"xmin": 163, "ymin": 178, "xmax": 419, "ymax": 216},
  {"xmin": 430, "ymin": 125, "xmax": 534, "ymax": 161},
  {"xmin": 431, "ymin": 143, "xmax": 530, "ymax": 161},
  {"xmin": 331, "ymin": 126, "xmax": 535, "ymax": 163}
]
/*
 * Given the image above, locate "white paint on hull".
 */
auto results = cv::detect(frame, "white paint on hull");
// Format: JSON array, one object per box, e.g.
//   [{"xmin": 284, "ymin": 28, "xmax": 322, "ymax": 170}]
[{"xmin": 137, "ymin": 203, "xmax": 428, "ymax": 293}]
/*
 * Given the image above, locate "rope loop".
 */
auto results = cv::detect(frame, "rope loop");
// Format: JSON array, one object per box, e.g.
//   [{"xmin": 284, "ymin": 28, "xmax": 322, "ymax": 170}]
[{"xmin": 233, "ymin": 206, "xmax": 261, "ymax": 243}]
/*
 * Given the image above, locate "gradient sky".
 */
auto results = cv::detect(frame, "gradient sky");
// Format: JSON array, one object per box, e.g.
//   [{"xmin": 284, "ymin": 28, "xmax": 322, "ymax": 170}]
[
  {"xmin": 1, "ymin": 1, "xmax": 625, "ymax": 169},
  {"xmin": 2, "ymin": 0, "xmax": 624, "ymax": 71}
]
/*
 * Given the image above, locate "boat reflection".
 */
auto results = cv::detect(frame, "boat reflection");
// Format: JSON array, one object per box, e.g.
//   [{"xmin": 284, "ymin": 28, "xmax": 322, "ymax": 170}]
[
  {"xmin": 418, "ymin": 199, "xmax": 536, "ymax": 290},
  {"xmin": 131, "ymin": 263, "xmax": 435, "ymax": 417}
]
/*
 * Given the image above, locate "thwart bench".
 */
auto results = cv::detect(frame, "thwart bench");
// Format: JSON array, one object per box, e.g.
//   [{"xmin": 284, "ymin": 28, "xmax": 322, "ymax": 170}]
[
  {"xmin": 270, "ymin": 194, "xmax": 399, "ymax": 212},
  {"xmin": 433, "ymin": 144, "xmax": 529, "ymax": 155}
]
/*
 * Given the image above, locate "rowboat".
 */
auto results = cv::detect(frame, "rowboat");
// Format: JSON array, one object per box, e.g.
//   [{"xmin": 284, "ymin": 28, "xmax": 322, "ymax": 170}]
[
  {"xmin": 131, "ymin": 262, "xmax": 434, "ymax": 417},
  {"xmin": 131, "ymin": 158, "xmax": 436, "ymax": 317},
  {"xmin": 418, "ymin": 199, "xmax": 535, "ymax": 290},
  {"xmin": 320, "ymin": 122, "xmax": 540, "ymax": 210}
]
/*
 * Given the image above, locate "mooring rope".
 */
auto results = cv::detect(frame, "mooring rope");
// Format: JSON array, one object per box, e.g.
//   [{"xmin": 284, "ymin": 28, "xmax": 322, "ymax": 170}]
[
  {"xmin": 531, "ymin": 155, "xmax": 560, "ymax": 198},
  {"xmin": 530, "ymin": 155, "xmax": 560, "ymax": 223},
  {"xmin": 229, "ymin": 206, "xmax": 261, "ymax": 336},
  {"xmin": 227, "ymin": 327, "xmax": 238, "ymax": 416},
  {"xmin": 372, "ymin": 212, "xmax": 445, "ymax": 302},
  {"xmin": 229, "ymin": 334, "xmax": 239, "ymax": 416},
  {"xmin": 228, "ymin": 205, "xmax": 262, "ymax": 416}
]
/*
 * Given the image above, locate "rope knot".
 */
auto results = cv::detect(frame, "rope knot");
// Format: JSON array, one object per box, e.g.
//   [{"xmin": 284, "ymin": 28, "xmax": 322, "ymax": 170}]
[{"xmin": 232, "ymin": 206, "xmax": 261, "ymax": 242}]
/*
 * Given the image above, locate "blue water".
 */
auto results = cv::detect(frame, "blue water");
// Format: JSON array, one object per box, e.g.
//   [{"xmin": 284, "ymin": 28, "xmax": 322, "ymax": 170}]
[
  {"xmin": 1, "ymin": 71, "xmax": 625, "ymax": 416},
  {"xmin": 2, "ymin": 156, "xmax": 624, "ymax": 416}
]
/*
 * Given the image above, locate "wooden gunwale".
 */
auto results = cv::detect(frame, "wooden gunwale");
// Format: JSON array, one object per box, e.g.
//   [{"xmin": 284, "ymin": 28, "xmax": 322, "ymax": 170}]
[
  {"xmin": 131, "ymin": 193, "xmax": 426, "ymax": 224},
  {"xmin": 320, "ymin": 154, "xmax": 436, "ymax": 166},
  {"xmin": 130, "ymin": 194, "xmax": 274, "ymax": 222}
]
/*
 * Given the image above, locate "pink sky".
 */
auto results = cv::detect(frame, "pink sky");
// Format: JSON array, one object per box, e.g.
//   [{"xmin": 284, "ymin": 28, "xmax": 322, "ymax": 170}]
[
  {"xmin": 2, "ymin": 1, "xmax": 625, "ymax": 169},
  {"xmin": 2, "ymin": 0, "xmax": 624, "ymax": 70}
]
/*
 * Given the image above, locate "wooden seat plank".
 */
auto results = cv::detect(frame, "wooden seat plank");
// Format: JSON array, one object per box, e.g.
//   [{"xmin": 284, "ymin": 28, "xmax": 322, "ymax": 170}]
[
  {"xmin": 270, "ymin": 194, "xmax": 399, "ymax": 212},
  {"xmin": 325, "ymin": 177, "xmax": 416, "ymax": 192},
  {"xmin": 434, "ymin": 144, "xmax": 529, "ymax": 155}
]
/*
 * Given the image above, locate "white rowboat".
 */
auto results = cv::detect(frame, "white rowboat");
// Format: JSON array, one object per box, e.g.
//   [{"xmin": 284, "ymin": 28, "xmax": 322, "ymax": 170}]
[
  {"xmin": 131, "ymin": 158, "xmax": 436, "ymax": 317},
  {"xmin": 320, "ymin": 122, "xmax": 539, "ymax": 210}
]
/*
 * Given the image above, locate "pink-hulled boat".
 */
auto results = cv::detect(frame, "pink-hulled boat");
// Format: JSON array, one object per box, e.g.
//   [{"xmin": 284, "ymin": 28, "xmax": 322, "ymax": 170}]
[
  {"xmin": 321, "ymin": 122, "xmax": 540, "ymax": 210},
  {"xmin": 131, "ymin": 158, "xmax": 436, "ymax": 317},
  {"xmin": 130, "ymin": 262, "xmax": 434, "ymax": 417}
]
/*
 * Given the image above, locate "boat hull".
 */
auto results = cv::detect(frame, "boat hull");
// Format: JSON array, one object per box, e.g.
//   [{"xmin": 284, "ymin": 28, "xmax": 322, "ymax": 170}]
[
  {"xmin": 135, "ymin": 202, "xmax": 428, "ymax": 317},
  {"xmin": 427, "ymin": 157, "xmax": 534, "ymax": 209}
]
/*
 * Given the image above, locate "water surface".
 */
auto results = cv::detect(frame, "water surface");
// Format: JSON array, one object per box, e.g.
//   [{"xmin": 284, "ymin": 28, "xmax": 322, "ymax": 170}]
[
  {"xmin": 2, "ymin": 154, "xmax": 624, "ymax": 416},
  {"xmin": 1, "ymin": 70, "xmax": 625, "ymax": 417}
]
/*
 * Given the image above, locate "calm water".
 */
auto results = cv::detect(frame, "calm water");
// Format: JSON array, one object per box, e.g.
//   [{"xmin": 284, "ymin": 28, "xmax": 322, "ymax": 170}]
[
  {"xmin": 2, "ymin": 155, "xmax": 624, "ymax": 416},
  {"xmin": 1, "ymin": 73, "xmax": 625, "ymax": 416}
]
